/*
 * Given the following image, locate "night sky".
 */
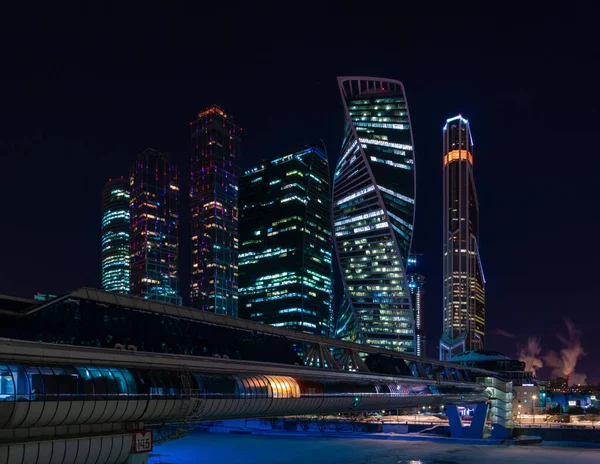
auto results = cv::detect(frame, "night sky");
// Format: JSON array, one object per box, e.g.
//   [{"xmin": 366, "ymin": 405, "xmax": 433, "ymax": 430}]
[{"xmin": 1, "ymin": 8, "xmax": 598, "ymax": 382}]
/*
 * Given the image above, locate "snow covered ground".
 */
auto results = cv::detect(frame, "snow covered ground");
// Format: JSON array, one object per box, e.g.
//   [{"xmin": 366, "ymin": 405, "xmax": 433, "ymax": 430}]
[{"xmin": 152, "ymin": 432, "xmax": 600, "ymax": 464}]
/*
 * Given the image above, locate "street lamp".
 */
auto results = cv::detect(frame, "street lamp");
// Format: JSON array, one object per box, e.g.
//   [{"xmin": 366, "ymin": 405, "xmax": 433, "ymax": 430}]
[
  {"xmin": 532, "ymin": 395, "xmax": 537, "ymax": 425},
  {"xmin": 518, "ymin": 404, "xmax": 522, "ymax": 426}
]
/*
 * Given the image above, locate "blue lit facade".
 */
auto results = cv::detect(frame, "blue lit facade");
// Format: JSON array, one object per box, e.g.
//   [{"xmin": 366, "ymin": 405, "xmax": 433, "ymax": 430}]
[
  {"xmin": 333, "ymin": 76, "xmax": 416, "ymax": 353},
  {"xmin": 407, "ymin": 254, "xmax": 425, "ymax": 357},
  {"xmin": 239, "ymin": 143, "xmax": 333, "ymax": 335},
  {"xmin": 101, "ymin": 178, "xmax": 130, "ymax": 293},
  {"xmin": 190, "ymin": 106, "xmax": 241, "ymax": 316},
  {"xmin": 440, "ymin": 116, "xmax": 485, "ymax": 360},
  {"xmin": 130, "ymin": 148, "xmax": 180, "ymax": 304}
]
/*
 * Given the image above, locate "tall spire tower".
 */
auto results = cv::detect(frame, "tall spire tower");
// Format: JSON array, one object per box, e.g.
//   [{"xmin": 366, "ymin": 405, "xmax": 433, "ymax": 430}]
[
  {"xmin": 190, "ymin": 105, "xmax": 241, "ymax": 316},
  {"xmin": 440, "ymin": 115, "xmax": 485, "ymax": 360}
]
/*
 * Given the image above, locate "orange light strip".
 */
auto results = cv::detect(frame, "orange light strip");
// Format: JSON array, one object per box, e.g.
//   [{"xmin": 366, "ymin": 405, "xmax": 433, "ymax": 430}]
[
  {"xmin": 443, "ymin": 150, "xmax": 473, "ymax": 166},
  {"xmin": 197, "ymin": 106, "xmax": 227, "ymax": 119}
]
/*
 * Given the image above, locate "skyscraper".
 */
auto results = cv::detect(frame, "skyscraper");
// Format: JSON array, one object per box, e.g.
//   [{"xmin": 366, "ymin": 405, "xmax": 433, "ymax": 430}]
[
  {"xmin": 130, "ymin": 148, "xmax": 180, "ymax": 304},
  {"xmin": 440, "ymin": 115, "xmax": 485, "ymax": 360},
  {"xmin": 239, "ymin": 143, "xmax": 333, "ymax": 335},
  {"xmin": 101, "ymin": 178, "xmax": 130, "ymax": 293},
  {"xmin": 333, "ymin": 76, "xmax": 416, "ymax": 353},
  {"xmin": 407, "ymin": 254, "xmax": 426, "ymax": 357},
  {"xmin": 190, "ymin": 105, "xmax": 241, "ymax": 316}
]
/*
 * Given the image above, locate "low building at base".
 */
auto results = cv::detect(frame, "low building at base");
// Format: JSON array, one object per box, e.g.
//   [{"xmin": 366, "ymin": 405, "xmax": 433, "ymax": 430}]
[{"xmin": 449, "ymin": 349, "xmax": 545, "ymax": 418}]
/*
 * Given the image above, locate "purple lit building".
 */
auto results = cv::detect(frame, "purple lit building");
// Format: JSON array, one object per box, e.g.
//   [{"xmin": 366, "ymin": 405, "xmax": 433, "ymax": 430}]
[
  {"xmin": 130, "ymin": 148, "xmax": 180, "ymax": 304},
  {"xmin": 190, "ymin": 106, "xmax": 241, "ymax": 316}
]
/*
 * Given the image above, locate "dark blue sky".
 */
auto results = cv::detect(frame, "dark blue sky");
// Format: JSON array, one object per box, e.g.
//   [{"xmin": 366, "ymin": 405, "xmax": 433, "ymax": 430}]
[{"xmin": 1, "ymin": 7, "xmax": 598, "ymax": 382}]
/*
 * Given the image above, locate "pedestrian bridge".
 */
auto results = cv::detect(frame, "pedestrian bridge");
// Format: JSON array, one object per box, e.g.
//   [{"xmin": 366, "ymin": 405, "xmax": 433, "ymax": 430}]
[
  {"xmin": 0, "ymin": 337, "xmax": 510, "ymax": 464},
  {"xmin": 0, "ymin": 337, "xmax": 490, "ymax": 428},
  {"xmin": 0, "ymin": 288, "xmax": 513, "ymax": 463}
]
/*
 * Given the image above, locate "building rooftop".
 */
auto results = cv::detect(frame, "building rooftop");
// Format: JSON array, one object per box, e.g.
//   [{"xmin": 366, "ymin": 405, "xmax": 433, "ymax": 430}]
[
  {"xmin": 0, "ymin": 294, "xmax": 37, "ymax": 314},
  {"xmin": 450, "ymin": 349, "xmax": 511, "ymax": 363}
]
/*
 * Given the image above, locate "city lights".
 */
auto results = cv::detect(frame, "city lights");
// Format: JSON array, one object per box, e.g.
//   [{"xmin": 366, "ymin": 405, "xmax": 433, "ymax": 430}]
[
  {"xmin": 101, "ymin": 180, "xmax": 131, "ymax": 293},
  {"xmin": 439, "ymin": 116, "xmax": 485, "ymax": 360},
  {"xmin": 129, "ymin": 149, "xmax": 180, "ymax": 304},
  {"xmin": 333, "ymin": 77, "xmax": 416, "ymax": 353},
  {"xmin": 238, "ymin": 143, "xmax": 333, "ymax": 335}
]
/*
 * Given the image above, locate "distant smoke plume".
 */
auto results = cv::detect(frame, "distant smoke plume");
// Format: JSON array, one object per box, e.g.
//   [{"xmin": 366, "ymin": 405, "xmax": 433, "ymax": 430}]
[
  {"xmin": 518, "ymin": 336, "xmax": 543, "ymax": 375},
  {"xmin": 558, "ymin": 319, "xmax": 586, "ymax": 376},
  {"xmin": 543, "ymin": 349, "xmax": 563, "ymax": 376},
  {"xmin": 494, "ymin": 329, "xmax": 515, "ymax": 338},
  {"xmin": 542, "ymin": 318, "xmax": 587, "ymax": 385},
  {"xmin": 568, "ymin": 372, "xmax": 587, "ymax": 386}
]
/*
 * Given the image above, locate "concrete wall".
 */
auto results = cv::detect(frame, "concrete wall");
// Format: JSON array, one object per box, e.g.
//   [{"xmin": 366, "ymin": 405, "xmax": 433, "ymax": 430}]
[{"xmin": 514, "ymin": 427, "xmax": 600, "ymax": 443}]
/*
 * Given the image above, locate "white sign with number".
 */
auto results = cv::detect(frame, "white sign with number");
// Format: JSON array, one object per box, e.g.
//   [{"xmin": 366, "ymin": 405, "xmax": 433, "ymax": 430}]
[{"xmin": 133, "ymin": 430, "xmax": 153, "ymax": 453}]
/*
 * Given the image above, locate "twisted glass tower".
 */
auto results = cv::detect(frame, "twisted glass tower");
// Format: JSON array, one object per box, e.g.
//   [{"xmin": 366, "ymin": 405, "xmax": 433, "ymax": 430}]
[
  {"xmin": 440, "ymin": 115, "xmax": 485, "ymax": 360},
  {"xmin": 333, "ymin": 76, "xmax": 416, "ymax": 353}
]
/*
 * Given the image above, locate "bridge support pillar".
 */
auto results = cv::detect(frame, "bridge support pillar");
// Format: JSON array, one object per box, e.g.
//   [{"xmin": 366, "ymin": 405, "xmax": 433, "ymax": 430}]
[
  {"xmin": 446, "ymin": 403, "xmax": 489, "ymax": 439},
  {"xmin": 478, "ymin": 376, "xmax": 514, "ymax": 439}
]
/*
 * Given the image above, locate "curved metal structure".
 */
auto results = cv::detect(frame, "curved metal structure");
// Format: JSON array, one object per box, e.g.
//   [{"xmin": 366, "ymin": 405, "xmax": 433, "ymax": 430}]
[
  {"xmin": 1, "ymin": 434, "xmax": 134, "ymax": 464},
  {"xmin": 0, "ymin": 338, "xmax": 490, "ymax": 431},
  {"xmin": 333, "ymin": 76, "xmax": 417, "ymax": 353}
]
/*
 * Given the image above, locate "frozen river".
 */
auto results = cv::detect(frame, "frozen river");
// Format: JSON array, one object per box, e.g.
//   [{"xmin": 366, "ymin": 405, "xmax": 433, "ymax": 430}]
[{"xmin": 152, "ymin": 432, "xmax": 600, "ymax": 463}]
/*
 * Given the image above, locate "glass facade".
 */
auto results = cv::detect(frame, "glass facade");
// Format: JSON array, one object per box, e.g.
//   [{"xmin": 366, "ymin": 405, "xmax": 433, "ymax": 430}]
[
  {"xmin": 440, "ymin": 116, "xmax": 485, "ymax": 360},
  {"xmin": 407, "ymin": 254, "xmax": 426, "ymax": 357},
  {"xmin": 333, "ymin": 77, "xmax": 416, "ymax": 353},
  {"xmin": 0, "ymin": 335, "xmax": 495, "ymax": 432},
  {"xmin": 0, "ymin": 361, "xmax": 453, "ymax": 405},
  {"xmin": 0, "ymin": 293, "xmax": 303, "ymax": 365},
  {"xmin": 130, "ymin": 148, "xmax": 180, "ymax": 304},
  {"xmin": 0, "ymin": 288, "xmax": 499, "ymax": 411},
  {"xmin": 0, "ymin": 358, "xmax": 479, "ymax": 428},
  {"xmin": 0, "ymin": 364, "xmax": 308, "ymax": 404},
  {"xmin": 238, "ymin": 143, "xmax": 333, "ymax": 336},
  {"xmin": 190, "ymin": 105, "xmax": 241, "ymax": 316},
  {"xmin": 0, "ymin": 363, "xmax": 313, "ymax": 405},
  {"xmin": 101, "ymin": 178, "xmax": 130, "ymax": 293}
]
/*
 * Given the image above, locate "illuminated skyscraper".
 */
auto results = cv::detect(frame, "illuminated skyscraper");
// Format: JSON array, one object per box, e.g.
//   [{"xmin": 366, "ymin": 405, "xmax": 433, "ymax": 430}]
[
  {"xmin": 130, "ymin": 148, "xmax": 180, "ymax": 304},
  {"xmin": 101, "ymin": 178, "xmax": 130, "ymax": 293},
  {"xmin": 333, "ymin": 76, "xmax": 416, "ymax": 353},
  {"xmin": 190, "ymin": 105, "xmax": 241, "ymax": 316},
  {"xmin": 407, "ymin": 254, "xmax": 426, "ymax": 357},
  {"xmin": 440, "ymin": 115, "xmax": 485, "ymax": 360},
  {"xmin": 239, "ymin": 143, "xmax": 333, "ymax": 335}
]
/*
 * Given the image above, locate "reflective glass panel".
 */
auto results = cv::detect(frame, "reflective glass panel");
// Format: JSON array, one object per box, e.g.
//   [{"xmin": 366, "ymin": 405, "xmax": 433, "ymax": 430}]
[{"xmin": 0, "ymin": 364, "xmax": 15, "ymax": 401}]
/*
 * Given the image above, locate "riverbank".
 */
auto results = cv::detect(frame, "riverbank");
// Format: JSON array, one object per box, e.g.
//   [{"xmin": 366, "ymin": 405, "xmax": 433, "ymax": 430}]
[
  {"xmin": 192, "ymin": 418, "xmax": 600, "ymax": 445},
  {"xmin": 152, "ymin": 432, "xmax": 600, "ymax": 464}
]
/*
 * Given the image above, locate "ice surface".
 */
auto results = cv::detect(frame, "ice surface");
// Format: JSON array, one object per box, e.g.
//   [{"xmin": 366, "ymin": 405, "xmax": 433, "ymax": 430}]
[{"xmin": 152, "ymin": 432, "xmax": 600, "ymax": 464}]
